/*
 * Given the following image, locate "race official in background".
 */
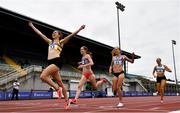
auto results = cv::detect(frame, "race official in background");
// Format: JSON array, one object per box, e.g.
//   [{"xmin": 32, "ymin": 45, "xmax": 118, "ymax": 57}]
[{"xmin": 11, "ymin": 79, "xmax": 20, "ymax": 100}]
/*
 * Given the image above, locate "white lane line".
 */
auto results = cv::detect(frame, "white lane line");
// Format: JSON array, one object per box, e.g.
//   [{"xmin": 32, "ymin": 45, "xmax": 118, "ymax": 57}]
[
  {"xmin": 169, "ymin": 110, "xmax": 180, "ymax": 113},
  {"xmin": 149, "ymin": 107, "xmax": 161, "ymax": 110}
]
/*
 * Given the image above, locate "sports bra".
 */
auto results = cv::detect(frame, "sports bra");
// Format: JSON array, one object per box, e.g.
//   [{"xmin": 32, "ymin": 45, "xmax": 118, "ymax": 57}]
[
  {"xmin": 155, "ymin": 65, "xmax": 165, "ymax": 73},
  {"xmin": 48, "ymin": 40, "xmax": 63, "ymax": 55},
  {"xmin": 113, "ymin": 56, "xmax": 124, "ymax": 66},
  {"xmin": 81, "ymin": 57, "xmax": 89, "ymax": 65}
]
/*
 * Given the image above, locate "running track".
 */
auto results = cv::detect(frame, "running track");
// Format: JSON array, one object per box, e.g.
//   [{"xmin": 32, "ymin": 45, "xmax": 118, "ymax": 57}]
[{"xmin": 0, "ymin": 96, "xmax": 180, "ymax": 112}]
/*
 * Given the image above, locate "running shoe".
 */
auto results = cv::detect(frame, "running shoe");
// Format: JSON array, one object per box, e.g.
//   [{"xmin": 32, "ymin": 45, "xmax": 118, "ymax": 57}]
[
  {"xmin": 155, "ymin": 91, "xmax": 160, "ymax": 95},
  {"xmin": 160, "ymin": 100, "xmax": 163, "ymax": 104},
  {"xmin": 117, "ymin": 102, "xmax": 124, "ymax": 108},
  {"xmin": 100, "ymin": 78, "xmax": 108, "ymax": 83},
  {"xmin": 57, "ymin": 87, "xmax": 62, "ymax": 99},
  {"xmin": 69, "ymin": 99, "xmax": 77, "ymax": 104}
]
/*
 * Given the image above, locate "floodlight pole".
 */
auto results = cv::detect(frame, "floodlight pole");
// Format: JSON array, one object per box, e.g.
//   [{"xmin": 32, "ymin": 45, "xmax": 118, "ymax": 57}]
[
  {"xmin": 171, "ymin": 40, "xmax": 179, "ymax": 95},
  {"xmin": 116, "ymin": 7, "xmax": 121, "ymax": 48},
  {"xmin": 115, "ymin": 1, "xmax": 125, "ymax": 49},
  {"xmin": 115, "ymin": 2, "xmax": 127, "ymax": 75}
]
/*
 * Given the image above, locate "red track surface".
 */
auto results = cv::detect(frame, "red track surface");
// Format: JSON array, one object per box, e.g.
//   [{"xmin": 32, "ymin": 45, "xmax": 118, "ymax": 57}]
[{"xmin": 0, "ymin": 96, "xmax": 180, "ymax": 112}]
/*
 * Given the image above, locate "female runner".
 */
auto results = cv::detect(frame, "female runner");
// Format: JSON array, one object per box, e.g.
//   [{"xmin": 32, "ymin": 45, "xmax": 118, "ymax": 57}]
[
  {"xmin": 29, "ymin": 21, "xmax": 85, "ymax": 109},
  {"xmin": 69, "ymin": 46, "xmax": 107, "ymax": 104},
  {"xmin": 153, "ymin": 58, "xmax": 172, "ymax": 103},
  {"xmin": 109, "ymin": 47, "xmax": 135, "ymax": 107}
]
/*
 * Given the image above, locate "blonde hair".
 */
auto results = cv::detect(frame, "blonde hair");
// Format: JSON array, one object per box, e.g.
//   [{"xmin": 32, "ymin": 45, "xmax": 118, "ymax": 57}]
[{"xmin": 111, "ymin": 47, "xmax": 121, "ymax": 56}]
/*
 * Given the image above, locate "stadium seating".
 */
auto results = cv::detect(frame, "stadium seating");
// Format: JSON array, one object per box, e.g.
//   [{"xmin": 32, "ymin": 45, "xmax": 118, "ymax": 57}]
[
  {"xmin": 2, "ymin": 55, "xmax": 27, "ymax": 76},
  {"xmin": 0, "ymin": 71, "xmax": 6, "ymax": 76},
  {"xmin": 0, "ymin": 64, "xmax": 15, "ymax": 75}
]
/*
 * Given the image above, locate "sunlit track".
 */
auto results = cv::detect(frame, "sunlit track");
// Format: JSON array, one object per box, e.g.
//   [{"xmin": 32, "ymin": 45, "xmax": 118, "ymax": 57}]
[{"xmin": 0, "ymin": 96, "xmax": 180, "ymax": 112}]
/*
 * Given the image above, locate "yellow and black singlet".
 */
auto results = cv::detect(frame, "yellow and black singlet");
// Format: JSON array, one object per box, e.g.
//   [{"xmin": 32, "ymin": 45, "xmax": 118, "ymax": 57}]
[{"xmin": 48, "ymin": 40, "xmax": 64, "ymax": 55}]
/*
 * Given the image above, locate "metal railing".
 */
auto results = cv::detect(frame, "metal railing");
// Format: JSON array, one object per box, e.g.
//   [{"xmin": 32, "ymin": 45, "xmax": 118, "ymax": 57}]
[
  {"xmin": 61, "ymin": 71, "xmax": 112, "ymax": 79},
  {"xmin": 134, "ymin": 78, "xmax": 148, "ymax": 92},
  {"xmin": 60, "ymin": 71, "xmax": 112, "ymax": 85}
]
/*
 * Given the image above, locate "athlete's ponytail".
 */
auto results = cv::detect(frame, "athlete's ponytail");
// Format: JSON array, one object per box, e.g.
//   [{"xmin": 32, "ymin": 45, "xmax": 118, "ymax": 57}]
[
  {"xmin": 111, "ymin": 48, "xmax": 116, "ymax": 57},
  {"xmin": 82, "ymin": 46, "xmax": 92, "ymax": 57}
]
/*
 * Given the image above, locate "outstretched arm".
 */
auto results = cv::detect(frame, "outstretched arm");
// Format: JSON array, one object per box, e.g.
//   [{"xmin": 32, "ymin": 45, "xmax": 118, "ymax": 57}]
[
  {"xmin": 164, "ymin": 65, "xmax": 172, "ymax": 72},
  {"xmin": 28, "ymin": 21, "xmax": 51, "ymax": 44},
  {"xmin": 62, "ymin": 25, "xmax": 85, "ymax": 44},
  {"xmin": 124, "ymin": 52, "xmax": 135, "ymax": 63}
]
